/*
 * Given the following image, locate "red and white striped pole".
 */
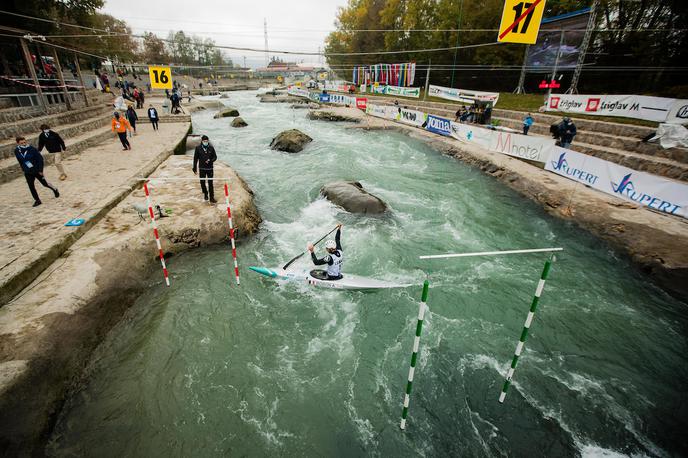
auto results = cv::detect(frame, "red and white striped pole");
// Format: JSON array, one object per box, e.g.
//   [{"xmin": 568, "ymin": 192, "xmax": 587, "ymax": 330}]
[
  {"xmin": 143, "ymin": 181, "xmax": 170, "ymax": 286},
  {"xmin": 224, "ymin": 182, "xmax": 240, "ymax": 285}
]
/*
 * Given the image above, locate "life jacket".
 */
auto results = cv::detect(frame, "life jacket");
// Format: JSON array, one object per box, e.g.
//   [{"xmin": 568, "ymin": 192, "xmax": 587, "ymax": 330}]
[{"xmin": 326, "ymin": 250, "xmax": 343, "ymax": 277}]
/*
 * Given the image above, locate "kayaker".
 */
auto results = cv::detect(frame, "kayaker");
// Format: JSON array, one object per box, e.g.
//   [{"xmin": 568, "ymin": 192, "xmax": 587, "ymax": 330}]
[{"xmin": 308, "ymin": 224, "xmax": 343, "ymax": 280}]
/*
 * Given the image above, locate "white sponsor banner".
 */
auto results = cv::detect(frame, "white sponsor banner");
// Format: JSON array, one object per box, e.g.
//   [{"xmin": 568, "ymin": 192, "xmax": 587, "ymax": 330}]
[
  {"xmin": 324, "ymin": 80, "xmax": 351, "ymax": 92},
  {"xmin": 546, "ymin": 93, "xmax": 688, "ymax": 123},
  {"xmin": 449, "ymin": 122, "xmax": 554, "ymax": 163},
  {"xmin": 392, "ymin": 107, "xmax": 426, "ymax": 127},
  {"xmin": 328, "ymin": 94, "xmax": 355, "ymax": 106},
  {"xmin": 428, "ymin": 85, "xmax": 500, "ymax": 105},
  {"xmin": 545, "ymin": 147, "xmax": 687, "ymax": 218},
  {"xmin": 287, "ymin": 86, "xmax": 309, "ymax": 98},
  {"xmin": 365, "ymin": 103, "xmax": 396, "ymax": 120}
]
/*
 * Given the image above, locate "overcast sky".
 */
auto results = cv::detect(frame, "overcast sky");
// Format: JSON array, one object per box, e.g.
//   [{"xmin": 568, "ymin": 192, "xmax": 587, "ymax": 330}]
[{"xmin": 101, "ymin": 0, "xmax": 344, "ymax": 68}]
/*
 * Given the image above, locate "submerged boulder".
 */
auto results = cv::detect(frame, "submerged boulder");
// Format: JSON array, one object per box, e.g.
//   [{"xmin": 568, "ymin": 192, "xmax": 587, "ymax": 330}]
[
  {"xmin": 321, "ymin": 181, "xmax": 388, "ymax": 214},
  {"xmin": 307, "ymin": 110, "xmax": 361, "ymax": 123},
  {"xmin": 270, "ymin": 129, "xmax": 312, "ymax": 153},
  {"xmin": 231, "ymin": 117, "xmax": 248, "ymax": 128},
  {"xmin": 213, "ymin": 107, "xmax": 240, "ymax": 118}
]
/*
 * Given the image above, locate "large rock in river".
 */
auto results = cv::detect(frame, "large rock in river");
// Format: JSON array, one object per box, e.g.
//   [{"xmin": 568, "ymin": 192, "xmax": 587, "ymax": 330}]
[
  {"xmin": 213, "ymin": 107, "xmax": 240, "ymax": 118},
  {"xmin": 307, "ymin": 110, "xmax": 360, "ymax": 123},
  {"xmin": 231, "ymin": 117, "xmax": 248, "ymax": 127},
  {"xmin": 270, "ymin": 129, "xmax": 312, "ymax": 153},
  {"xmin": 321, "ymin": 181, "xmax": 388, "ymax": 214}
]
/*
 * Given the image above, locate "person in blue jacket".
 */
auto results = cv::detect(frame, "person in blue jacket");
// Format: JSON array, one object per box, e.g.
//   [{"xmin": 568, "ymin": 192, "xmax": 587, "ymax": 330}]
[
  {"xmin": 14, "ymin": 136, "xmax": 59, "ymax": 207},
  {"xmin": 523, "ymin": 113, "xmax": 534, "ymax": 135}
]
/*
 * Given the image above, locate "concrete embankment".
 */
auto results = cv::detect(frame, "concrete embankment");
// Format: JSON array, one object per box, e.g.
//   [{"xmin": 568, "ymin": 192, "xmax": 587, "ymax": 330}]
[
  {"xmin": 309, "ymin": 106, "xmax": 688, "ymax": 300},
  {"xmin": 0, "ymin": 155, "xmax": 261, "ymax": 455}
]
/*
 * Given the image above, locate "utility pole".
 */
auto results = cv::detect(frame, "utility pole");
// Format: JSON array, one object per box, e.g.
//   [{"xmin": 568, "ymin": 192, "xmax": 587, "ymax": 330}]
[
  {"xmin": 264, "ymin": 18, "xmax": 269, "ymax": 67},
  {"xmin": 546, "ymin": 30, "xmax": 566, "ymax": 101},
  {"xmin": 423, "ymin": 59, "xmax": 431, "ymax": 101},
  {"xmin": 50, "ymin": 48, "xmax": 71, "ymax": 110},
  {"xmin": 513, "ymin": 45, "xmax": 529, "ymax": 94},
  {"xmin": 20, "ymin": 38, "xmax": 47, "ymax": 111},
  {"xmin": 449, "ymin": 0, "xmax": 464, "ymax": 88},
  {"xmin": 567, "ymin": 0, "xmax": 599, "ymax": 94}
]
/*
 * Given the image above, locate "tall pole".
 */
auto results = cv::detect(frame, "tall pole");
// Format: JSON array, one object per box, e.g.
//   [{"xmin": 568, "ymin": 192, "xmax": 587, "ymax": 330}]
[
  {"xmin": 264, "ymin": 18, "xmax": 269, "ymax": 67},
  {"xmin": 20, "ymin": 38, "xmax": 47, "ymax": 111},
  {"xmin": 73, "ymin": 52, "xmax": 89, "ymax": 107},
  {"xmin": 513, "ymin": 45, "xmax": 530, "ymax": 94},
  {"xmin": 568, "ymin": 0, "xmax": 599, "ymax": 94},
  {"xmin": 400, "ymin": 280, "xmax": 430, "ymax": 430},
  {"xmin": 546, "ymin": 30, "xmax": 565, "ymax": 102},
  {"xmin": 50, "ymin": 48, "xmax": 71, "ymax": 110},
  {"xmin": 423, "ymin": 59, "xmax": 431, "ymax": 101},
  {"xmin": 449, "ymin": 0, "xmax": 464, "ymax": 88}
]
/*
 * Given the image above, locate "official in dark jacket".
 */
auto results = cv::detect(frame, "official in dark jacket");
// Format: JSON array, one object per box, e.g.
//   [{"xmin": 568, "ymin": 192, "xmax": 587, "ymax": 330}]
[
  {"xmin": 147, "ymin": 105, "xmax": 159, "ymax": 131},
  {"xmin": 37, "ymin": 124, "xmax": 67, "ymax": 180},
  {"xmin": 192, "ymin": 135, "xmax": 217, "ymax": 202},
  {"xmin": 14, "ymin": 136, "xmax": 59, "ymax": 207},
  {"xmin": 558, "ymin": 117, "xmax": 577, "ymax": 148}
]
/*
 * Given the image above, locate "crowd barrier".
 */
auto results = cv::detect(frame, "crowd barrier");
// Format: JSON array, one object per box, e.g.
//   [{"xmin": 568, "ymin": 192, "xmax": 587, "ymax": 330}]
[
  {"xmin": 284, "ymin": 88, "xmax": 687, "ymax": 218},
  {"xmin": 546, "ymin": 93, "xmax": 688, "ymax": 124}
]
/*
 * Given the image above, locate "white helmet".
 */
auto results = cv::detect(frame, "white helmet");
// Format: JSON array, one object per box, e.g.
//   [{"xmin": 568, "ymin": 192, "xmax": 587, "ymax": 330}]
[{"xmin": 325, "ymin": 240, "xmax": 336, "ymax": 250}]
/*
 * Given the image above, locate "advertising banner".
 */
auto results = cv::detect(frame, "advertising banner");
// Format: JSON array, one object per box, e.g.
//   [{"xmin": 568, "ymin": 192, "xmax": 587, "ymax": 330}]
[
  {"xmin": 385, "ymin": 86, "xmax": 421, "ymax": 98},
  {"xmin": 394, "ymin": 107, "xmax": 426, "ymax": 127},
  {"xmin": 545, "ymin": 147, "xmax": 687, "ymax": 218},
  {"xmin": 546, "ymin": 94, "xmax": 688, "ymax": 123},
  {"xmin": 328, "ymin": 94, "xmax": 355, "ymax": 106},
  {"xmin": 366, "ymin": 104, "xmax": 396, "ymax": 120},
  {"xmin": 287, "ymin": 87, "xmax": 309, "ymax": 98},
  {"xmin": 308, "ymin": 92, "xmax": 320, "ymax": 103},
  {"xmin": 356, "ymin": 98, "xmax": 367, "ymax": 110},
  {"xmin": 319, "ymin": 93, "xmax": 331, "ymax": 103},
  {"xmin": 449, "ymin": 122, "xmax": 554, "ymax": 162},
  {"xmin": 425, "ymin": 115, "xmax": 452, "ymax": 136},
  {"xmin": 428, "ymin": 85, "xmax": 500, "ymax": 105}
]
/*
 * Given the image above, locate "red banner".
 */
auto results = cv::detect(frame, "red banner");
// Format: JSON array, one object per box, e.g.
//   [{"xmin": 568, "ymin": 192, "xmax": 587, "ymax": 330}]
[{"xmin": 356, "ymin": 98, "xmax": 367, "ymax": 110}]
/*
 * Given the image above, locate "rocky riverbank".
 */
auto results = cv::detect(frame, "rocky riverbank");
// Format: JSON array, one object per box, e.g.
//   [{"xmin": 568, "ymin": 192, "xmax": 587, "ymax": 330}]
[{"xmin": 0, "ymin": 155, "xmax": 261, "ymax": 455}]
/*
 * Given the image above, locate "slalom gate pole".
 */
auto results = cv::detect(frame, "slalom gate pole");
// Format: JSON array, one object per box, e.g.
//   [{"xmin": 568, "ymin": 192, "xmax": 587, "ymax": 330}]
[
  {"xmin": 224, "ymin": 182, "xmax": 240, "ymax": 285},
  {"xmin": 400, "ymin": 280, "xmax": 430, "ymax": 430},
  {"xmin": 143, "ymin": 181, "xmax": 170, "ymax": 287},
  {"xmin": 498, "ymin": 254, "xmax": 555, "ymax": 403}
]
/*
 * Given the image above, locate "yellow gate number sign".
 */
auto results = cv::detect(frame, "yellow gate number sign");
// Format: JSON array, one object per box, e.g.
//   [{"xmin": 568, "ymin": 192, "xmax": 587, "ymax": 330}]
[
  {"xmin": 497, "ymin": 0, "xmax": 546, "ymax": 44},
  {"xmin": 148, "ymin": 66, "xmax": 173, "ymax": 89}
]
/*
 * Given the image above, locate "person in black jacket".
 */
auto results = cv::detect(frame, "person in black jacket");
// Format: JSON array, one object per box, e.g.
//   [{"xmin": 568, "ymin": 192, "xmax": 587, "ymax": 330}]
[
  {"xmin": 14, "ymin": 136, "xmax": 59, "ymax": 207},
  {"xmin": 37, "ymin": 124, "xmax": 67, "ymax": 180},
  {"xmin": 147, "ymin": 104, "xmax": 159, "ymax": 131},
  {"xmin": 192, "ymin": 135, "xmax": 217, "ymax": 203},
  {"xmin": 126, "ymin": 105, "xmax": 138, "ymax": 135}
]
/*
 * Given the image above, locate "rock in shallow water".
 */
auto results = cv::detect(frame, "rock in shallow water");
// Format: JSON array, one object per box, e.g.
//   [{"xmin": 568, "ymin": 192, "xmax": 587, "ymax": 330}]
[
  {"xmin": 270, "ymin": 129, "xmax": 312, "ymax": 153},
  {"xmin": 231, "ymin": 117, "xmax": 248, "ymax": 128},
  {"xmin": 213, "ymin": 107, "xmax": 240, "ymax": 118},
  {"xmin": 321, "ymin": 181, "xmax": 388, "ymax": 214},
  {"xmin": 307, "ymin": 111, "xmax": 360, "ymax": 123}
]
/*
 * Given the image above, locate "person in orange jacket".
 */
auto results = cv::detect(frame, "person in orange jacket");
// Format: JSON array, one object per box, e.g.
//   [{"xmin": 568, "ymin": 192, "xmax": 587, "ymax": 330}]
[{"xmin": 111, "ymin": 111, "xmax": 131, "ymax": 150}]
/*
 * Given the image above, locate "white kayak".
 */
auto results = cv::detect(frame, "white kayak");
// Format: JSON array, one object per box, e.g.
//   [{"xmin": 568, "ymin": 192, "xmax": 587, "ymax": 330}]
[{"xmin": 249, "ymin": 266, "xmax": 412, "ymax": 290}]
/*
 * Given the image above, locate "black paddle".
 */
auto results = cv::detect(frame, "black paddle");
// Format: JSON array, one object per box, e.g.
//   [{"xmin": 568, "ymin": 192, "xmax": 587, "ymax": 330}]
[{"xmin": 282, "ymin": 225, "xmax": 339, "ymax": 270}]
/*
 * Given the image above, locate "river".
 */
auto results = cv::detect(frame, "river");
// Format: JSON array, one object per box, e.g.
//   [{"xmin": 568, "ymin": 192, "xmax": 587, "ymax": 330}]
[{"xmin": 47, "ymin": 91, "xmax": 688, "ymax": 457}]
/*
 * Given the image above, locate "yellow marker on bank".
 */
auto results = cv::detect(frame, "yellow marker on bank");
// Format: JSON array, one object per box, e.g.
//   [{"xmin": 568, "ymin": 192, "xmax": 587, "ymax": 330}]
[
  {"xmin": 497, "ymin": 0, "xmax": 547, "ymax": 44},
  {"xmin": 148, "ymin": 66, "xmax": 173, "ymax": 89}
]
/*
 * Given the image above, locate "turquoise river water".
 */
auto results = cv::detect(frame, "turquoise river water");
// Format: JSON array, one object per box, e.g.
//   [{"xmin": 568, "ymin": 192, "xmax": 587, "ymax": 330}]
[{"xmin": 48, "ymin": 91, "xmax": 687, "ymax": 457}]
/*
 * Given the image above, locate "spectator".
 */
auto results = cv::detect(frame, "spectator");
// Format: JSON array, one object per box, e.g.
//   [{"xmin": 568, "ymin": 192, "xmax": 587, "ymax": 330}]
[
  {"xmin": 111, "ymin": 112, "xmax": 132, "ymax": 150},
  {"xmin": 523, "ymin": 113, "xmax": 534, "ymax": 135},
  {"xmin": 147, "ymin": 104, "xmax": 159, "ymax": 131},
  {"xmin": 558, "ymin": 117, "xmax": 577, "ymax": 148},
  {"xmin": 192, "ymin": 135, "xmax": 217, "ymax": 203},
  {"xmin": 37, "ymin": 124, "xmax": 67, "ymax": 180},
  {"xmin": 14, "ymin": 136, "xmax": 59, "ymax": 207},
  {"xmin": 139, "ymin": 88, "xmax": 145, "ymax": 106},
  {"xmin": 126, "ymin": 105, "xmax": 138, "ymax": 135}
]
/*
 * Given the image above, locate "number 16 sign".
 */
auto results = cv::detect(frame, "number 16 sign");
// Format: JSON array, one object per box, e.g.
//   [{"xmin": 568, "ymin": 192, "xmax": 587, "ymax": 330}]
[
  {"xmin": 497, "ymin": 0, "xmax": 546, "ymax": 44},
  {"xmin": 148, "ymin": 66, "xmax": 173, "ymax": 89}
]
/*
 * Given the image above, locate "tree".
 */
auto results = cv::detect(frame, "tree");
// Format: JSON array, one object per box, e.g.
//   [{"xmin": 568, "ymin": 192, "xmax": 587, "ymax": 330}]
[{"xmin": 141, "ymin": 32, "xmax": 169, "ymax": 64}]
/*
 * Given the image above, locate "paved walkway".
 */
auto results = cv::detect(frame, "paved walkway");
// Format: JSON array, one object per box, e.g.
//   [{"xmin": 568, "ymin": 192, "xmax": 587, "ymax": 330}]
[{"xmin": 0, "ymin": 120, "xmax": 190, "ymax": 304}]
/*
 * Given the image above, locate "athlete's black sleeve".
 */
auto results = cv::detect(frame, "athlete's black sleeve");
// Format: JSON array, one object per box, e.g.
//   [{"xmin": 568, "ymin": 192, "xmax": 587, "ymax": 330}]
[
  {"xmin": 311, "ymin": 253, "xmax": 332, "ymax": 266},
  {"xmin": 335, "ymin": 228, "xmax": 342, "ymax": 251}
]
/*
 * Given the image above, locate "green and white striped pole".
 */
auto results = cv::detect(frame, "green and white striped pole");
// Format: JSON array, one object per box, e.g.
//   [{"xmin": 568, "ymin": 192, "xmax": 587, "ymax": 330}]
[
  {"xmin": 499, "ymin": 254, "xmax": 555, "ymax": 403},
  {"xmin": 400, "ymin": 279, "xmax": 430, "ymax": 430}
]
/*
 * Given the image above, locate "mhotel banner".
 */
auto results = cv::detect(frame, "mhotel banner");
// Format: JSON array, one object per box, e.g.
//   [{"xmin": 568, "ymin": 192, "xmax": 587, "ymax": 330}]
[
  {"xmin": 546, "ymin": 94, "xmax": 688, "ymax": 124},
  {"xmin": 545, "ymin": 147, "xmax": 687, "ymax": 218},
  {"xmin": 450, "ymin": 122, "xmax": 554, "ymax": 163}
]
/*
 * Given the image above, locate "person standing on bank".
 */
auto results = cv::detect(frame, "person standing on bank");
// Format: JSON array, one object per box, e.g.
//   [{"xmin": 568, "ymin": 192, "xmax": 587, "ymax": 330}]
[
  {"xmin": 37, "ymin": 124, "xmax": 67, "ymax": 180},
  {"xmin": 192, "ymin": 135, "xmax": 217, "ymax": 203},
  {"xmin": 558, "ymin": 117, "xmax": 577, "ymax": 148},
  {"xmin": 111, "ymin": 112, "xmax": 132, "ymax": 150},
  {"xmin": 126, "ymin": 105, "xmax": 138, "ymax": 136},
  {"xmin": 147, "ymin": 104, "xmax": 159, "ymax": 131},
  {"xmin": 14, "ymin": 136, "xmax": 59, "ymax": 207},
  {"xmin": 523, "ymin": 113, "xmax": 534, "ymax": 136}
]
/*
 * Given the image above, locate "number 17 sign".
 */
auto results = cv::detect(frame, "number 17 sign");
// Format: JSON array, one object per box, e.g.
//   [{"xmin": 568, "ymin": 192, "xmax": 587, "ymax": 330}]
[{"xmin": 497, "ymin": 0, "xmax": 546, "ymax": 44}]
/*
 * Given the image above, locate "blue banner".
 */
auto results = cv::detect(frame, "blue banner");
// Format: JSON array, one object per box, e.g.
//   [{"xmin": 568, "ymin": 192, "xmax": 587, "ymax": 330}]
[
  {"xmin": 425, "ymin": 115, "xmax": 451, "ymax": 136},
  {"xmin": 319, "ymin": 94, "xmax": 331, "ymax": 103}
]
